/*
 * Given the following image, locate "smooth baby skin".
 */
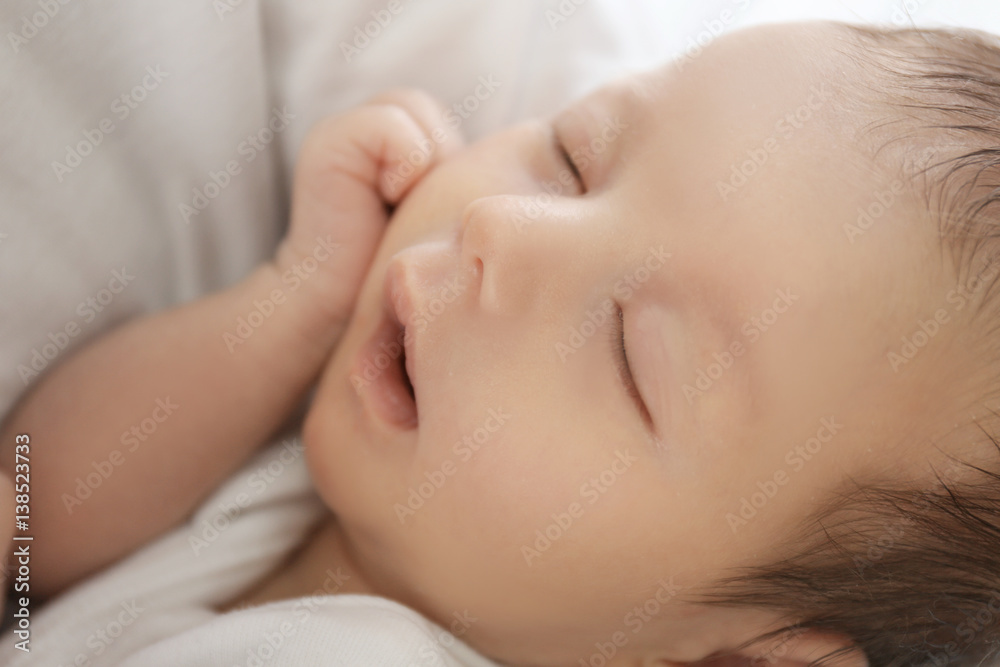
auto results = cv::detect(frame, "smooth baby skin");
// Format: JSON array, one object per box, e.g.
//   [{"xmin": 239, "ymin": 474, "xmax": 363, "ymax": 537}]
[
  {"xmin": 300, "ymin": 22, "xmax": 973, "ymax": 666},
  {"xmin": 1, "ymin": 20, "xmax": 979, "ymax": 667}
]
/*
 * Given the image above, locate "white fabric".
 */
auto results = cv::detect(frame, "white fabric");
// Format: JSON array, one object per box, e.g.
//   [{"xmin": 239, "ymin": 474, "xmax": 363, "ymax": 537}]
[
  {"xmin": 0, "ymin": 0, "xmax": 665, "ymax": 420},
  {"xmin": 4, "ymin": 0, "xmax": 998, "ymax": 424},
  {"xmin": 0, "ymin": 438, "xmax": 500, "ymax": 666},
  {"xmin": 3, "ymin": 0, "xmax": 1000, "ymax": 665},
  {"xmin": 0, "ymin": 3, "xmax": 666, "ymax": 663}
]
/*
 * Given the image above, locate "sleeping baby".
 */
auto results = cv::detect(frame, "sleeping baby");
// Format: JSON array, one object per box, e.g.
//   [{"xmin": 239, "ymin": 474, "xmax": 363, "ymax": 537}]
[{"xmin": 3, "ymin": 20, "xmax": 1000, "ymax": 667}]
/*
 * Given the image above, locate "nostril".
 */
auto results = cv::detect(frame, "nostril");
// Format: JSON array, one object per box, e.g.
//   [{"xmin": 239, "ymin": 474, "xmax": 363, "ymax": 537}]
[
  {"xmin": 459, "ymin": 252, "xmax": 486, "ymax": 308},
  {"xmin": 456, "ymin": 195, "xmax": 526, "ymax": 312},
  {"xmin": 458, "ymin": 200, "xmax": 489, "ymax": 281}
]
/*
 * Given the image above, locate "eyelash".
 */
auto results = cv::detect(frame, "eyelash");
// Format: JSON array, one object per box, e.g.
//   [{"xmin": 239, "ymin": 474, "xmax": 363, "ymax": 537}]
[
  {"xmin": 556, "ymin": 137, "xmax": 586, "ymax": 192},
  {"xmin": 609, "ymin": 305, "xmax": 651, "ymax": 424}
]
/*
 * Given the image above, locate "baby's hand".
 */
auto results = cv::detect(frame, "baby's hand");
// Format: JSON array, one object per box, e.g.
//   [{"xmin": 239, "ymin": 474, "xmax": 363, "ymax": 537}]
[
  {"xmin": 0, "ymin": 94, "xmax": 463, "ymax": 596},
  {"xmin": 275, "ymin": 90, "xmax": 463, "ymax": 346}
]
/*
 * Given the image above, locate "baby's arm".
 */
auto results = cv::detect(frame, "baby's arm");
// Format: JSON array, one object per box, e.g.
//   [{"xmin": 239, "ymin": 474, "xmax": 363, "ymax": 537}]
[{"xmin": 0, "ymin": 91, "xmax": 461, "ymax": 597}]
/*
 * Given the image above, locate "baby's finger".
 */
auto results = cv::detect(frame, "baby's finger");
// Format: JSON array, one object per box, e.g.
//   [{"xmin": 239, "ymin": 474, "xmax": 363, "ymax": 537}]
[
  {"xmin": 362, "ymin": 90, "xmax": 464, "ymax": 202},
  {"xmin": 365, "ymin": 88, "xmax": 465, "ymax": 161},
  {"xmin": 281, "ymin": 103, "xmax": 451, "ymax": 324},
  {"xmin": 293, "ymin": 103, "xmax": 440, "ymax": 237}
]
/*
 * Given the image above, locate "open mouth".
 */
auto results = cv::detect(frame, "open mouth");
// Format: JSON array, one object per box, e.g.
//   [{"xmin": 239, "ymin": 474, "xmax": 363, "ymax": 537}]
[
  {"xmin": 400, "ymin": 345, "xmax": 415, "ymax": 402},
  {"xmin": 388, "ymin": 315, "xmax": 417, "ymax": 408},
  {"xmin": 350, "ymin": 263, "xmax": 421, "ymax": 431},
  {"xmin": 360, "ymin": 312, "xmax": 418, "ymax": 430}
]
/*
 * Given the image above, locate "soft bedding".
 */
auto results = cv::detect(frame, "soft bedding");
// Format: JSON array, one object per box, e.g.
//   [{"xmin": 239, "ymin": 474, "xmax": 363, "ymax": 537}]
[{"xmin": 2, "ymin": 0, "xmax": 999, "ymax": 664}]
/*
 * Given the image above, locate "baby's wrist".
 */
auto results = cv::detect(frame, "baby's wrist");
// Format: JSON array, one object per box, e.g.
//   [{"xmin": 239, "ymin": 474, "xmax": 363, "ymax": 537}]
[{"xmin": 233, "ymin": 258, "xmax": 347, "ymax": 378}]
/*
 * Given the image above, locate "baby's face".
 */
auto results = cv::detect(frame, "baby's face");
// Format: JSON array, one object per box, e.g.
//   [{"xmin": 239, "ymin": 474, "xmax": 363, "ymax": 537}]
[{"xmin": 305, "ymin": 23, "xmax": 954, "ymax": 665}]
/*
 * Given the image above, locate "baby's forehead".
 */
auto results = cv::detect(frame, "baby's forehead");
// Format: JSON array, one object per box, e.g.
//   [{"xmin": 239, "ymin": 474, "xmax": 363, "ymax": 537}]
[
  {"xmin": 602, "ymin": 32, "xmax": 878, "ymax": 214},
  {"xmin": 625, "ymin": 23, "xmax": 866, "ymax": 152}
]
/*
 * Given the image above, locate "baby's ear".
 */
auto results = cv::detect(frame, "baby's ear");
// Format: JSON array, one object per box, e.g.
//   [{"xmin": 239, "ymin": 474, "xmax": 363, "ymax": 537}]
[{"xmin": 643, "ymin": 629, "xmax": 867, "ymax": 667}]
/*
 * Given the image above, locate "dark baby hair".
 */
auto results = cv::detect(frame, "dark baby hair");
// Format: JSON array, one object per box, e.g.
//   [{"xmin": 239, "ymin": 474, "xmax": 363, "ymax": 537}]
[{"xmin": 695, "ymin": 22, "xmax": 1000, "ymax": 667}]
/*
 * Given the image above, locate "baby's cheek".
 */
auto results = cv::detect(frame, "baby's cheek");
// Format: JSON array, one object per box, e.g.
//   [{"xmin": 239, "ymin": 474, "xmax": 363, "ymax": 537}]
[{"xmin": 442, "ymin": 427, "xmax": 614, "ymax": 554}]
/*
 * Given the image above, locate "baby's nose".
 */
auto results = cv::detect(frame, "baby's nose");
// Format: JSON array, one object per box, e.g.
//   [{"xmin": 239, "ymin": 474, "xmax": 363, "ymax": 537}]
[{"xmin": 458, "ymin": 193, "xmax": 581, "ymax": 315}]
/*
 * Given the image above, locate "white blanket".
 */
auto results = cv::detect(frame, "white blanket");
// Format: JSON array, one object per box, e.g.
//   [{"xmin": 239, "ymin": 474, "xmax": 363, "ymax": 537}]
[
  {"xmin": 3, "ymin": 0, "xmax": 999, "ymax": 664},
  {"xmin": 0, "ymin": 438, "xmax": 501, "ymax": 666},
  {"xmin": 3, "ymin": 0, "xmax": 997, "ymax": 419},
  {"xmin": 0, "ymin": 0, "xmax": 665, "ymax": 419}
]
